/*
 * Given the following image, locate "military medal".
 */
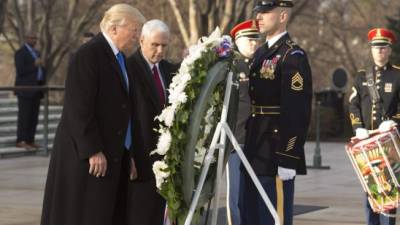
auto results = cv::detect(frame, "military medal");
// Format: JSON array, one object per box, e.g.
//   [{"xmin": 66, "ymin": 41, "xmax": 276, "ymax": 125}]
[{"xmin": 259, "ymin": 55, "xmax": 281, "ymax": 80}]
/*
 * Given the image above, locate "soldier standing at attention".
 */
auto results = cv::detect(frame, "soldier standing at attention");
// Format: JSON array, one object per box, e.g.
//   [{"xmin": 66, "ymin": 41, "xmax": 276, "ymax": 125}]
[
  {"xmin": 227, "ymin": 19, "xmax": 261, "ymax": 225},
  {"xmin": 349, "ymin": 28, "xmax": 399, "ymax": 225},
  {"xmin": 241, "ymin": 1, "xmax": 312, "ymax": 225}
]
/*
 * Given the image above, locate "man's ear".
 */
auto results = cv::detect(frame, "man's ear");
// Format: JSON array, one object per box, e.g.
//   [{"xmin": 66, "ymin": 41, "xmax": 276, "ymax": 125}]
[
  {"xmin": 139, "ymin": 36, "xmax": 144, "ymax": 47},
  {"xmin": 111, "ymin": 25, "xmax": 118, "ymax": 35}
]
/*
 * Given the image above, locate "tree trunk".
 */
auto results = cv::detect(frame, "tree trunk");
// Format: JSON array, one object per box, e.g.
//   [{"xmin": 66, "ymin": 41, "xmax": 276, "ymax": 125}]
[{"xmin": 0, "ymin": 0, "xmax": 7, "ymax": 33}]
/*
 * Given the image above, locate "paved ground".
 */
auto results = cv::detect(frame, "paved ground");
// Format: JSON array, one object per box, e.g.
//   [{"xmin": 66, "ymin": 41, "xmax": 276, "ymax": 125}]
[{"xmin": 1, "ymin": 142, "xmax": 400, "ymax": 225}]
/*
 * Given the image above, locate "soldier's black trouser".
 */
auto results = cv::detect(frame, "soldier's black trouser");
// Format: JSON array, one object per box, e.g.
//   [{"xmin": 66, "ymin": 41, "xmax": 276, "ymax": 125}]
[{"xmin": 241, "ymin": 175, "xmax": 295, "ymax": 225}]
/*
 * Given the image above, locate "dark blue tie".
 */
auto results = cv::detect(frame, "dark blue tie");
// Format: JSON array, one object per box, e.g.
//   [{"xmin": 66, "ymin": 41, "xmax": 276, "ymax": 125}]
[
  {"xmin": 116, "ymin": 52, "xmax": 132, "ymax": 150},
  {"xmin": 26, "ymin": 45, "xmax": 44, "ymax": 81}
]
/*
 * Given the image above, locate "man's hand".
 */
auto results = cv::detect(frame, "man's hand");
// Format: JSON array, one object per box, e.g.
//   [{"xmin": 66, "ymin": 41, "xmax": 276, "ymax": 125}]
[
  {"xmin": 89, "ymin": 152, "xmax": 107, "ymax": 177},
  {"xmin": 278, "ymin": 166, "xmax": 296, "ymax": 181},
  {"xmin": 379, "ymin": 120, "xmax": 397, "ymax": 133},
  {"xmin": 130, "ymin": 157, "xmax": 138, "ymax": 180}
]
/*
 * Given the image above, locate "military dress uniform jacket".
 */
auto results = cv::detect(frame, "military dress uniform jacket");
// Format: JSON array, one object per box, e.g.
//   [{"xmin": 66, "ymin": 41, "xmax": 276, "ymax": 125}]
[
  {"xmin": 244, "ymin": 33, "xmax": 312, "ymax": 176},
  {"xmin": 349, "ymin": 64, "xmax": 400, "ymax": 131}
]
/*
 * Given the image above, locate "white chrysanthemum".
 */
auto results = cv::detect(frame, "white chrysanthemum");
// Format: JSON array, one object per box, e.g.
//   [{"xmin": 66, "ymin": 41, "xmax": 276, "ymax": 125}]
[
  {"xmin": 152, "ymin": 160, "xmax": 170, "ymax": 189},
  {"xmin": 151, "ymin": 129, "xmax": 171, "ymax": 156},
  {"xmin": 185, "ymin": 45, "xmax": 204, "ymax": 64},
  {"xmin": 156, "ymin": 105, "xmax": 176, "ymax": 127},
  {"xmin": 169, "ymin": 90, "xmax": 187, "ymax": 105},
  {"xmin": 179, "ymin": 63, "xmax": 190, "ymax": 75}
]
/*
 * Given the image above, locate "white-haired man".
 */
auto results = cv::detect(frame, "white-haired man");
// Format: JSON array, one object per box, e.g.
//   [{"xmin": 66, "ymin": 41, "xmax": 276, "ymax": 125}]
[
  {"xmin": 40, "ymin": 4, "xmax": 145, "ymax": 225},
  {"xmin": 126, "ymin": 19, "xmax": 179, "ymax": 225}
]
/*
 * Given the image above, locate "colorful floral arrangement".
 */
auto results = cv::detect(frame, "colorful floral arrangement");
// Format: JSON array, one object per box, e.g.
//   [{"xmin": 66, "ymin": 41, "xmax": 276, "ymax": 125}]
[{"xmin": 151, "ymin": 28, "xmax": 233, "ymax": 223}]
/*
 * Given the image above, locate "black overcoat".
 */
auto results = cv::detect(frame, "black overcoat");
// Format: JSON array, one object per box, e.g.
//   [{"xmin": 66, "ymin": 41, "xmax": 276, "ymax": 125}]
[{"xmin": 41, "ymin": 33, "xmax": 134, "ymax": 225}]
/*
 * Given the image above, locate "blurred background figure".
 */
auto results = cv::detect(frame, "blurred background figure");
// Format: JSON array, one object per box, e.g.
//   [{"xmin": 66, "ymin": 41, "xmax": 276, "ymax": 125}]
[{"xmin": 14, "ymin": 31, "xmax": 46, "ymax": 150}]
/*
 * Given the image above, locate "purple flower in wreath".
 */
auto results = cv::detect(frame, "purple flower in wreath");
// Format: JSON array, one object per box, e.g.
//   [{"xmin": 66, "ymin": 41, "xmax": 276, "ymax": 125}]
[{"xmin": 215, "ymin": 38, "xmax": 232, "ymax": 58}]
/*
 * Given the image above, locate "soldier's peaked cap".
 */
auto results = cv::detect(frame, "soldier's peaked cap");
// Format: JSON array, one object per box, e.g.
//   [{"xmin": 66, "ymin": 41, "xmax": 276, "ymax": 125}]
[
  {"xmin": 253, "ymin": 0, "xmax": 294, "ymax": 13},
  {"xmin": 368, "ymin": 28, "xmax": 396, "ymax": 47},
  {"xmin": 230, "ymin": 20, "xmax": 260, "ymax": 40}
]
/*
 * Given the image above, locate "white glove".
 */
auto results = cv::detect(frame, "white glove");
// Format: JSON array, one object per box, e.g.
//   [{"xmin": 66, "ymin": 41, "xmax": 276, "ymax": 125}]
[
  {"xmin": 379, "ymin": 120, "xmax": 397, "ymax": 133},
  {"xmin": 355, "ymin": 128, "xmax": 369, "ymax": 140},
  {"xmin": 278, "ymin": 166, "xmax": 296, "ymax": 181}
]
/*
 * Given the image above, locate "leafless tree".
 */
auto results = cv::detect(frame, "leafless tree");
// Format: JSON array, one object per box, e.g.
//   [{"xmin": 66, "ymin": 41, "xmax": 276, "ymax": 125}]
[
  {"xmin": 2, "ymin": 0, "xmax": 107, "ymax": 81},
  {"xmin": 292, "ymin": 0, "xmax": 400, "ymax": 90},
  {"xmin": 0, "ymin": 0, "xmax": 6, "ymax": 33},
  {"xmin": 167, "ymin": 0, "xmax": 310, "ymax": 47}
]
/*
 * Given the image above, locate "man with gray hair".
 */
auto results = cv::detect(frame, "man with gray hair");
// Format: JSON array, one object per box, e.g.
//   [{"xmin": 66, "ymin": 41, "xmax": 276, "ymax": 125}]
[
  {"xmin": 40, "ymin": 4, "xmax": 145, "ymax": 225},
  {"xmin": 126, "ymin": 19, "xmax": 179, "ymax": 225}
]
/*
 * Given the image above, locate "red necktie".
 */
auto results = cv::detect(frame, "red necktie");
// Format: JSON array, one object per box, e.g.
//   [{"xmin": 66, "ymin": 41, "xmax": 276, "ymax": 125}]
[{"xmin": 152, "ymin": 66, "xmax": 165, "ymax": 107}]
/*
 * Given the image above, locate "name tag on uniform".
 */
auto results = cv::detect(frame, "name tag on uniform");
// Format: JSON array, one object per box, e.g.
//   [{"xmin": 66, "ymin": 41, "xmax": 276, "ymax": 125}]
[
  {"xmin": 385, "ymin": 83, "xmax": 393, "ymax": 93},
  {"xmin": 362, "ymin": 82, "xmax": 367, "ymax": 86}
]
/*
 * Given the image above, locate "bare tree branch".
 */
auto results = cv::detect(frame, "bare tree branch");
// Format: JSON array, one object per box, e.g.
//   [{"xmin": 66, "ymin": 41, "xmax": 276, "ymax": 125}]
[
  {"xmin": 189, "ymin": 0, "xmax": 199, "ymax": 44},
  {"xmin": 219, "ymin": 0, "xmax": 233, "ymax": 33},
  {"xmin": 0, "ymin": 0, "xmax": 8, "ymax": 33},
  {"xmin": 167, "ymin": 0, "xmax": 190, "ymax": 46}
]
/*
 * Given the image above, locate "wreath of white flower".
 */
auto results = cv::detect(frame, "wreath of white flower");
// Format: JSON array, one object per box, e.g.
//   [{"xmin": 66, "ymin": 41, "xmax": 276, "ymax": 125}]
[{"xmin": 151, "ymin": 27, "xmax": 233, "ymax": 222}]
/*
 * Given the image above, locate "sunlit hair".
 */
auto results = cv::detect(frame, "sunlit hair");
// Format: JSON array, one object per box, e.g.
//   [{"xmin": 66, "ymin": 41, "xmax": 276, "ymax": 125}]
[
  {"xmin": 141, "ymin": 19, "xmax": 170, "ymax": 39},
  {"xmin": 100, "ymin": 4, "xmax": 146, "ymax": 33}
]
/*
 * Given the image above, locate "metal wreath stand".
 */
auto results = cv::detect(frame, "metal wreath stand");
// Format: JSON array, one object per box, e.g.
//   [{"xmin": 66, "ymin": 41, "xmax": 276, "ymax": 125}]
[{"xmin": 180, "ymin": 61, "xmax": 280, "ymax": 225}]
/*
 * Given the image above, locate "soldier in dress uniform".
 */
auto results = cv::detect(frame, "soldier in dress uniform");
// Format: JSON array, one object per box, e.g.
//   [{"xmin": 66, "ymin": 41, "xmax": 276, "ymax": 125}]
[
  {"xmin": 349, "ymin": 28, "xmax": 400, "ymax": 225},
  {"xmin": 227, "ymin": 19, "xmax": 261, "ymax": 225},
  {"xmin": 241, "ymin": 1, "xmax": 312, "ymax": 225}
]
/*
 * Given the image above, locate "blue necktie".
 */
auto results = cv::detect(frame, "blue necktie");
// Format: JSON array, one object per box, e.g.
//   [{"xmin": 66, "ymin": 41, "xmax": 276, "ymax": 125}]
[
  {"xmin": 116, "ymin": 52, "xmax": 132, "ymax": 150},
  {"xmin": 26, "ymin": 45, "xmax": 44, "ymax": 81}
]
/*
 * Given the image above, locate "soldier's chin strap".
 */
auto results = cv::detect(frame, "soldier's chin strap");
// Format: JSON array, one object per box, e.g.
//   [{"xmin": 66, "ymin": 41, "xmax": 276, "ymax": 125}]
[{"xmin": 365, "ymin": 67, "xmax": 388, "ymax": 120}]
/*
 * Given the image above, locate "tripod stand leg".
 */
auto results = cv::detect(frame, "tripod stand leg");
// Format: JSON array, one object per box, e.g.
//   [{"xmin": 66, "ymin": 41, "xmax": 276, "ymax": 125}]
[
  {"xmin": 184, "ymin": 123, "xmax": 223, "ymax": 225},
  {"xmin": 221, "ymin": 123, "xmax": 280, "ymax": 225}
]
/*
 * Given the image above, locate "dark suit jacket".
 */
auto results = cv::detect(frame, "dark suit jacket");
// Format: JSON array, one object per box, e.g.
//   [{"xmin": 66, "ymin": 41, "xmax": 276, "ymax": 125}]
[
  {"xmin": 127, "ymin": 48, "xmax": 179, "ymax": 181},
  {"xmin": 41, "ymin": 33, "xmax": 134, "ymax": 225},
  {"xmin": 14, "ymin": 44, "xmax": 46, "ymax": 98}
]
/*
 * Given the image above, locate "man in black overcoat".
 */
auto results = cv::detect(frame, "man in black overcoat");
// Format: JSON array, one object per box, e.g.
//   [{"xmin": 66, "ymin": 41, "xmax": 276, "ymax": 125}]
[
  {"xmin": 40, "ymin": 4, "xmax": 145, "ymax": 225},
  {"xmin": 126, "ymin": 19, "xmax": 179, "ymax": 225}
]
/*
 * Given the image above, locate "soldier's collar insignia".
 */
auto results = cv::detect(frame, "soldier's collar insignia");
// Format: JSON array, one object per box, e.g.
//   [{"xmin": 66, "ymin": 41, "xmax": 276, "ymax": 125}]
[{"xmin": 291, "ymin": 72, "xmax": 303, "ymax": 91}]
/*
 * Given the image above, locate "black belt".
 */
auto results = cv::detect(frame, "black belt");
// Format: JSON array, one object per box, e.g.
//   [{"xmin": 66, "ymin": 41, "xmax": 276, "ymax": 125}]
[{"xmin": 251, "ymin": 105, "xmax": 280, "ymax": 116}]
